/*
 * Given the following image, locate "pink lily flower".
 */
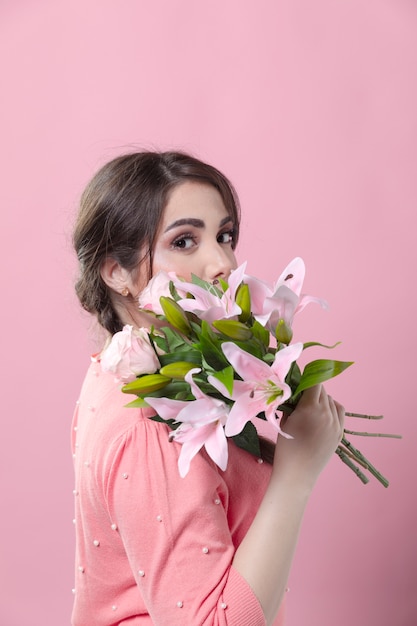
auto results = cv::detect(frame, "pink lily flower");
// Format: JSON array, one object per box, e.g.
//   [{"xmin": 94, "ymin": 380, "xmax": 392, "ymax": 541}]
[
  {"xmin": 209, "ymin": 341, "xmax": 303, "ymax": 437},
  {"xmin": 174, "ymin": 263, "xmax": 247, "ymax": 323},
  {"xmin": 138, "ymin": 270, "xmax": 185, "ymax": 315},
  {"xmin": 145, "ymin": 369, "xmax": 229, "ymax": 477},
  {"xmin": 245, "ymin": 257, "xmax": 328, "ymax": 333}
]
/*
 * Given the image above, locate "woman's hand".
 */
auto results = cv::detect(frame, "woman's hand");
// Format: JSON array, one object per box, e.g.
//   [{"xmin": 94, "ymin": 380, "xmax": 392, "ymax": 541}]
[{"xmin": 273, "ymin": 384, "xmax": 345, "ymax": 491}]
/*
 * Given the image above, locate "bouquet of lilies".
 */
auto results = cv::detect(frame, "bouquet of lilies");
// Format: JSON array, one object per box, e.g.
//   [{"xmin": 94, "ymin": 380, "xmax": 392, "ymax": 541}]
[{"xmin": 101, "ymin": 258, "xmax": 399, "ymax": 485}]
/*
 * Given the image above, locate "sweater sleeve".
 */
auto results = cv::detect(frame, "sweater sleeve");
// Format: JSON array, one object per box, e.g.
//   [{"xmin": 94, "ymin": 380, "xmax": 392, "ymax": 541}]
[{"xmin": 102, "ymin": 416, "xmax": 268, "ymax": 626}]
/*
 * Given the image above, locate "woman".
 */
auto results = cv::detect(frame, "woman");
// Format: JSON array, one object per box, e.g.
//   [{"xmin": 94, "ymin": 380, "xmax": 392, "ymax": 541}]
[{"xmin": 71, "ymin": 151, "xmax": 344, "ymax": 625}]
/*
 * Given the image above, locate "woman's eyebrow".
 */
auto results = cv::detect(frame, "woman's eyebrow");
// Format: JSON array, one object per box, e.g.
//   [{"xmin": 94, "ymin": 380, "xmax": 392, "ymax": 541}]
[
  {"xmin": 219, "ymin": 216, "xmax": 233, "ymax": 227},
  {"xmin": 164, "ymin": 218, "xmax": 204, "ymax": 232},
  {"xmin": 164, "ymin": 215, "xmax": 233, "ymax": 233}
]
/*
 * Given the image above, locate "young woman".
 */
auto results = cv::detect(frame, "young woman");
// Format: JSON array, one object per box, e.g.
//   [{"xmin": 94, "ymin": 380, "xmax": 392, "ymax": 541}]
[{"xmin": 71, "ymin": 151, "xmax": 344, "ymax": 626}]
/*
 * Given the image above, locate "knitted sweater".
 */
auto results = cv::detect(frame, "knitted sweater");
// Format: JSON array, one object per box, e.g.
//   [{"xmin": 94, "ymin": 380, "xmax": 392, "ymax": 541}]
[{"xmin": 71, "ymin": 357, "xmax": 285, "ymax": 625}]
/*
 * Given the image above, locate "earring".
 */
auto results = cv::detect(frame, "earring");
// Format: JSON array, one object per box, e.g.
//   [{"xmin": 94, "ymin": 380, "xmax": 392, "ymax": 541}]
[{"xmin": 121, "ymin": 287, "xmax": 130, "ymax": 297}]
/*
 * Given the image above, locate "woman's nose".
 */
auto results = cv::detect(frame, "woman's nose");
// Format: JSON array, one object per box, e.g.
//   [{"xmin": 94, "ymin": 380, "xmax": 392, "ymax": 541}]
[{"xmin": 204, "ymin": 245, "xmax": 236, "ymax": 283}]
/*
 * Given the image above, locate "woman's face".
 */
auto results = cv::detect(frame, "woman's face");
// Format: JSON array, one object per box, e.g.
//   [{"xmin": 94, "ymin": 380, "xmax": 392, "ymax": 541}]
[
  {"xmin": 108, "ymin": 180, "xmax": 238, "ymax": 329},
  {"xmin": 150, "ymin": 181, "xmax": 238, "ymax": 283}
]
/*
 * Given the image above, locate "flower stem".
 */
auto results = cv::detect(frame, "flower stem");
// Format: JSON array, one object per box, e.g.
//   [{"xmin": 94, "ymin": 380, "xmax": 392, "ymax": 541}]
[
  {"xmin": 345, "ymin": 412, "xmax": 383, "ymax": 420},
  {"xmin": 344, "ymin": 429, "xmax": 402, "ymax": 439},
  {"xmin": 340, "ymin": 437, "xmax": 389, "ymax": 488},
  {"xmin": 335, "ymin": 447, "xmax": 369, "ymax": 485},
  {"xmin": 338, "ymin": 444, "xmax": 370, "ymax": 470}
]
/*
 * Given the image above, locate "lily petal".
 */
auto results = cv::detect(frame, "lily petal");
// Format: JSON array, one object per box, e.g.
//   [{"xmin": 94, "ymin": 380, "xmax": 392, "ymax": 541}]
[
  {"xmin": 243, "ymin": 274, "xmax": 273, "ymax": 315},
  {"xmin": 221, "ymin": 342, "xmax": 272, "ymax": 382},
  {"xmin": 227, "ymin": 262, "xmax": 247, "ymax": 299},
  {"xmin": 295, "ymin": 294, "xmax": 329, "ymax": 315},
  {"xmin": 174, "ymin": 424, "xmax": 211, "ymax": 477},
  {"xmin": 204, "ymin": 421, "xmax": 229, "ymax": 471},
  {"xmin": 275, "ymin": 257, "xmax": 305, "ymax": 295},
  {"xmin": 271, "ymin": 342, "xmax": 304, "ymax": 380},
  {"xmin": 144, "ymin": 396, "xmax": 188, "ymax": 421},
  {"xmin": 224, "ymin": 387, "xmax": 267, "ymax": 436}
]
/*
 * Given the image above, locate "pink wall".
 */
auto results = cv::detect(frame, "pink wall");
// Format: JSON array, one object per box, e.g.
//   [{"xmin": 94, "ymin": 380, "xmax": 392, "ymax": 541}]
[{"xmin": 1, "ymin": 1, "xmax": 416, "ymax": 624}]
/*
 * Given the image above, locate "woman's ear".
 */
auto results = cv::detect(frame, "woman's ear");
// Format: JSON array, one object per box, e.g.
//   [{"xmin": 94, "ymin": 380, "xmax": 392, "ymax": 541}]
[{"xmin": 100, "ymin": 257, "xmax": 133, "ymax": 295}]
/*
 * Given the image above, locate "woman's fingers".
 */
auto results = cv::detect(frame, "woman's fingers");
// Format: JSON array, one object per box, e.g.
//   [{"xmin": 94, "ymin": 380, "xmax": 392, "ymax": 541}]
[
  {"xmin": 297, "ymin": 384, "xmax": 322, "ymax": 407},
  {"xmin": 328, "ymin": 395, "xmax": 345, "ymax": 421},
  {"xmin": 328, "ymin": 395, "xmax": 345, "ymax": 441}
]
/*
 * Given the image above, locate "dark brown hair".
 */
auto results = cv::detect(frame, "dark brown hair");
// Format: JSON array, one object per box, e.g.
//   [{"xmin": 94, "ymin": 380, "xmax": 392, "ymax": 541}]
[{"xmin": 73, "ymin": 151, "xmax": 241, "ymax": 335}]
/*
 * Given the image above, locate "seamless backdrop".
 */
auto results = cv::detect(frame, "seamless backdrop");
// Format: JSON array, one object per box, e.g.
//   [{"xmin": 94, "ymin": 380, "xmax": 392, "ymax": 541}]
[{"xmin": 1, "ymin": 1, "xmax": 416, "ymax": 625}]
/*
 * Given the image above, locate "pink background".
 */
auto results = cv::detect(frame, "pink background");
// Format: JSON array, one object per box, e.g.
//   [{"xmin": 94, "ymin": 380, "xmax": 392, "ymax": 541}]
[{"xmin": 1, "ymin": 1, "xmax": 416, "ymax": 624}]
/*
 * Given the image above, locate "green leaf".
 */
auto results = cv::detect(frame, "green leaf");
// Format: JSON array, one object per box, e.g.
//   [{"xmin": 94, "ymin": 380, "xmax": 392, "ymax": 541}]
[
  {"xmin": 168, "ymin": 280, "xmax": 181, "ymax": 301},
  {"xmin": 200, "ymin": 319, "xmax": 218, "ymax": 340},
  {"xmin": 158, "ymin": 349, "xmax": 202, "ymax": 367},
  {"xmin": 197, "ymin": 334, "xmax": 229, "ymax": 370},
  {"xmin": 160, "ymin": 326, "xmax": 190, "ymax": 352},
  {"xmin": 232, "ymin": 421, "xmax": 261, "ymax": 458},
  {"xmin": 233, "ymin": 338, "xmax": 264, "ymax": 360},
  {"xmin": 286, "ymin": 361, "xmax": 302, "ymax": 393},
  {"xmin": 190, "ymin": 273, "xmax": 222, "ymax": 294},
  {"xmin": 218, "ymin": 277, "xmax": 229, "ymax": 292},
  {"xmin": 189, "ymin": 318, "xmax": 203, "ymax": 334},
  {"xmin": 195, "ymin": 320, "xmax": 230, "ymax": 370},
  {"xmin": 149, "ymin": 415, "xmax": 177, "ymax": 428},
  {"xmin": 210, "ymin": 366, "xmax": 234, "ymax": 396},
  {"xmin": 142, "ymin": 380, "xmax": 191, "ymax": 399},
  {"xmin": 303, "ymin": 341, "xmax": 341, "ymax": 350},
  {"xmin": 124, "ymin": 397, "xmax": 150, "ymax": 408},
  {"xmin": 294, "ymin": 359, "xmax": 354, "ymax": 395},
  {"xmin": 151, "ymin": 332, "xmax": 169, "ymax": 354},
  {"xmin": 251, "ymin": 320, "xmax": 270, "ymax": 347}
]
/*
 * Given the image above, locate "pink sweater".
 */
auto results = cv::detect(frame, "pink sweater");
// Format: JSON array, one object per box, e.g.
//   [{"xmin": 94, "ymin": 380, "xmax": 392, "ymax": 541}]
[{"xmin": 71, "ymin": 357, "xmax": 285, "ymax": 625}]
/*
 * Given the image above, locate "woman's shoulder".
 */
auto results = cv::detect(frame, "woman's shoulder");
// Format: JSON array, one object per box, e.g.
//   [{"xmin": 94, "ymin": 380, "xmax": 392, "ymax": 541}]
[{"xmin": 73, "ymin": 357, "xmax": 162, "ymax": 459}]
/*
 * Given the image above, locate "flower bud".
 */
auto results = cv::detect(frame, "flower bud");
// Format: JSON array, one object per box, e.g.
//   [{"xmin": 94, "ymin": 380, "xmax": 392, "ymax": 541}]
[
  {"xmin": 159, "ymin": 296, "xmax": 192, "ymax": 335},
  {"xmin": 212, "ymin": 320, "xmax": 253, "ymax": 341},
  {"xmin": 275, "ymin": 319, "xmax": 293, "ymax": 344},
  {"xmin": 236, "ymin": 283, "xmax": 251, "ymax": 322},
  {"xmin": 122, "ymin": 373, "xmax": 171, "ymax": 395},
  {"xmin": 159, "ymin": 361, "xmax": 196, "ymax": 379}
]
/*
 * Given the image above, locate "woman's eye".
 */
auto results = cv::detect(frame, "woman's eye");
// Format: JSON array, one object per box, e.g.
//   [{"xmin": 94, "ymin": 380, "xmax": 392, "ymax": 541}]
[
  {"xmin": 172, "ymin": 234, "xmax": 196, "ymax": 250},
  {"xmin": 218, "ymin": 230, "xmax": 235, "ymax": 244}
]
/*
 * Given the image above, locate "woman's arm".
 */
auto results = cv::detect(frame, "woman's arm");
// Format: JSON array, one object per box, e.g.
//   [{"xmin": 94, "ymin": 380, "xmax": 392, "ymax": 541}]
[
  {"xmin": 105, "ymin": 416, "xmax": 273, "ymax": 625},
  {"xmin": 233, "ymin": 385, "xmax": 345, "ymax": 625}
]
